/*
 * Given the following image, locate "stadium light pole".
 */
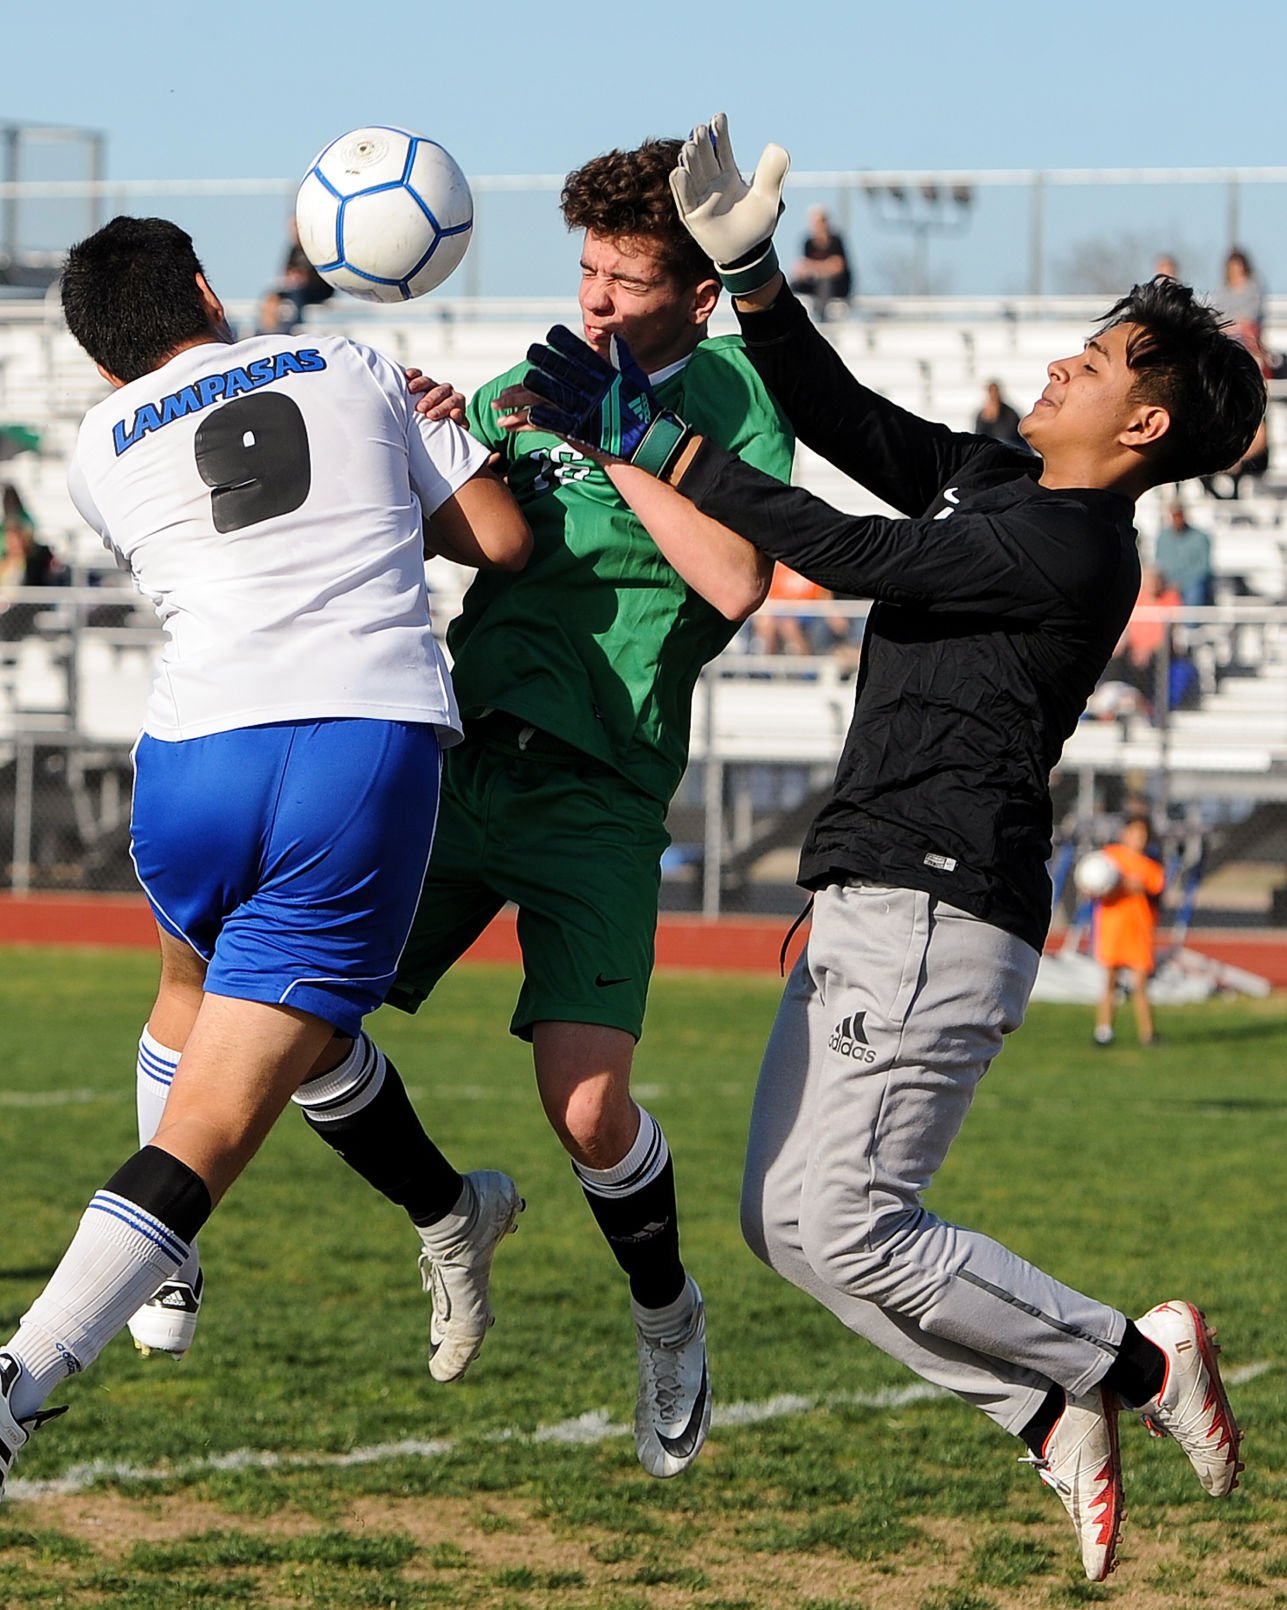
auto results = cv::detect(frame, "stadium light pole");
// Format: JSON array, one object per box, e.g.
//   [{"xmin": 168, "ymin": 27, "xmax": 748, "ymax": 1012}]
[
  {"xmin": 1029, "ymin": 173, "xmax": 1045, "ymax": 296},
  {"xmin": 2, "ymin": 126, "xmax": 17, "ymax": 265}
]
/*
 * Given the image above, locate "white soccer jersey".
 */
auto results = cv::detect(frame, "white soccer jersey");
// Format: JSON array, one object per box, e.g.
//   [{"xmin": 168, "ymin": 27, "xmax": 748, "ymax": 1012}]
[{"xmin": 68, "ymin": 333, "xmax": 488, "ymax": 742}]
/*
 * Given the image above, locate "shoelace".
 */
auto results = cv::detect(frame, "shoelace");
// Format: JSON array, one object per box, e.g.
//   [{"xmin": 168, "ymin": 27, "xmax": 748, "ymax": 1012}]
[
  {"xmin": 641, "ymin": 1339, "xmax": 686, "ymax": 1422},
  {"xmin": 1016, "ymin": 1450, "xmax": 1067, "ymax": 1493},
  {"xmin": 421, "ymin": 1256, "xmax": 451, "ymax": 1316}
]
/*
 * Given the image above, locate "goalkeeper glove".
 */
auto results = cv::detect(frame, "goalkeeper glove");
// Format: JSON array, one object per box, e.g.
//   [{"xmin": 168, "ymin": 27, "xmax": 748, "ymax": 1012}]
[
  {"xmin": 524, "ymin": 325, "xmax": 693, "ymax": 477},
  {"xmin": 670, "ymin": 112, "xmax": 791, "ymax": 297}
]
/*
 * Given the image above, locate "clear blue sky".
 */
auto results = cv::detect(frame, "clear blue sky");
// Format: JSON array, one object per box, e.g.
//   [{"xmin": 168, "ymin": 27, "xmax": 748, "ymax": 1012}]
[{"xmin": 10, "ymin": 1, "xmax": 1287, "ymax": 303}]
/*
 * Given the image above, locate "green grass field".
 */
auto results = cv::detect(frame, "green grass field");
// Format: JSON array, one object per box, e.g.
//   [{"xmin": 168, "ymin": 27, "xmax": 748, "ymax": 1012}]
[{"xmin": 1, "ymin": 945, "xmax": 1285, "ymax": 1610}]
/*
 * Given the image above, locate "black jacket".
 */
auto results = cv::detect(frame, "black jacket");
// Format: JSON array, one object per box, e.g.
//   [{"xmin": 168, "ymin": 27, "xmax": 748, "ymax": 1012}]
[{"xmin": 677, "ymin": 289, "xmax": 1141, "ymax": 952}]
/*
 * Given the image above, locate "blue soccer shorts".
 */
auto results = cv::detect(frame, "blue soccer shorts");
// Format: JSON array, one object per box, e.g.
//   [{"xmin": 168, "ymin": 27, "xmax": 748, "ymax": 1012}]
[{"xmin": 130, "ymin": 718, "xmax": 442, "ymax": 1037}]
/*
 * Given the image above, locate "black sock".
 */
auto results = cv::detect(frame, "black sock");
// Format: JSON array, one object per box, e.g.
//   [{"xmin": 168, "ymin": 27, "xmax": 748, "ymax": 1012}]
[
  {"xmin": 1019, "ymin": 1385, "xmax": 1066, "ymax": 1457},
  {"xmin": 300, "ymin": 1047, "xmax": 464, "ymax": 1227},
  {"xmin": 580, "ymin": 1154, "xmax": 686, "ymax": 1310},
  {"xmin": 1101, "ymin": 1319, "xmax": 1167, "ymax": 1407}
]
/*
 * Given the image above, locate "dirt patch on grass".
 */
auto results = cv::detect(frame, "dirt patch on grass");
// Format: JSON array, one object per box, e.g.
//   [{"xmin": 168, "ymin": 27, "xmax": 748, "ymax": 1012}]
[{"xmin": 8, "ymin": 1487, "xmax": 1286, "ymax": 1608}]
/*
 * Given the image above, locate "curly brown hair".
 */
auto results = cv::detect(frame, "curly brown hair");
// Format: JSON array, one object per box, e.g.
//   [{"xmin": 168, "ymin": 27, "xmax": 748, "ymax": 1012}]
[{"xmin": 561, "ymin": 138, "xmax": 715, "ymax": 285}]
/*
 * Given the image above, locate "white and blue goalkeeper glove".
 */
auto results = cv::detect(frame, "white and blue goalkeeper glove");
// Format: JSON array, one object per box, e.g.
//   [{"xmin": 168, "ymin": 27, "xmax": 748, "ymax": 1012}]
[{"xmin": 670, "ymin": 112, "xmax": 791, "ymax": 297}]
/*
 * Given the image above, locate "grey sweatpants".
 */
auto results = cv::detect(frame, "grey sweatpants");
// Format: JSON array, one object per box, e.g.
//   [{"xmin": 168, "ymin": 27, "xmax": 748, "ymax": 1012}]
[{"xmin": 741, "ymin": 880, "xmax": 1126, "ymax": 1435}]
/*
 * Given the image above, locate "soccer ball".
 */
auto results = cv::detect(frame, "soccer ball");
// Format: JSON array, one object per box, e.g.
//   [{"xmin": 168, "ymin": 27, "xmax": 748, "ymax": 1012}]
[
  {"xmin": 295, "ymin": 126, "xmax": 473, "ymax": 303},
  {"xmin": 1074, "ymin": 850, "xmax": 1122, "ymax": 900}
]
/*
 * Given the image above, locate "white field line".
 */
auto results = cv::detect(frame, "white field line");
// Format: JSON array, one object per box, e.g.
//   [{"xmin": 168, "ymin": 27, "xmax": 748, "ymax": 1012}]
[
  {"xmin": 10, "ymin": 1080, "xmax": 1286, "ymax": 1116},
  {"xmin": 8, "ymin": 1365, "xmax": 1274, "ymax": 1502},
  {"xmin": 0, "ymin": 1089, "xmax": 105, "ymax": 1107}
]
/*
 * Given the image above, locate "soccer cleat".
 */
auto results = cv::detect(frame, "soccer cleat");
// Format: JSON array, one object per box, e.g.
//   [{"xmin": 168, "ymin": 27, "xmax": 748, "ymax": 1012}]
[
  {"xmin": 632, "ymin": 1277, "xmax": 711, "ymax": 1479},
  {"xmin": 127, "ymin": 1269, "xmax": 204, "ymax": 1359},
  {"xmin": 419, "ymin": 1171, "xmax": 523, "ymax": 1383},
  {"xmin": 0, "ymin": 1352, "xmax": 68, "ymax": 1502},
  {"xmin": 1022, "ymin": 1387, "xmax": 1123, "ymax": 1581},
  {"xmin": 1134, "ymin": 1300, "xmax": 1243, "ymax": 1496}
]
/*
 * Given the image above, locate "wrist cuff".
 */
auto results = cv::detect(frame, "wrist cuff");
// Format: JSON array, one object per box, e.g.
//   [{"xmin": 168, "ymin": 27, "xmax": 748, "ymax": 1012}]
[
  {"xmin": 631, "ymin": 410, "xmax": 693, "ymax": 478},
  {"xmin": 718, "ymin": 241, "xmax": 780, "ymax": 297}
]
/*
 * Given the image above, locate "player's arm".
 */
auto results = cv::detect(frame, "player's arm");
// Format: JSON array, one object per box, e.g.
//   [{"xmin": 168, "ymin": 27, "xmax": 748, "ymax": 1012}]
[
  {"xmin": 610, "ymin": 463, "xmax": 772, "ymax": 621},
  {"xmin": 515, "ymin": 331, "xmax": 1110, "ymax": 619},
  {"xmin": 670, "ymin": 114, "xmax": 1002, "ymax": 510},
  {"xmin": 492, "ymin": 374, "xmax": 770, "ymax": 619},
  {"xmin": 1128, "ymin": 856, "xmax": 1167, "ymax": 898},
  {"xmin": 403, "ymin": 377, "xmax": 531, "ymax": 571},
  {"xmin": 423, "ymin": 464, "xmax": 531, "ymax": 572}
]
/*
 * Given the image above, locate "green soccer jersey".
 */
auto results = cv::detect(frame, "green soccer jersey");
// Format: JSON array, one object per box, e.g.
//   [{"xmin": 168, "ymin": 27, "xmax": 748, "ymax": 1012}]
[{"xmin": 454, "ymin": 334, "xmax": 794, "ymax": 804}]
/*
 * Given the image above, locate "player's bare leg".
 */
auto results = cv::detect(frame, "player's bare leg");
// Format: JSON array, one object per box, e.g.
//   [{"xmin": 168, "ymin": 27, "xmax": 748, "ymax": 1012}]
[
  {"xmin": 128, "ymin": 928, "xmax": 209, "ymax": 1356},
  {"xmin": 1127, "ymin": 967, "xmax": 1157, "ymax": 1045},
  {"xmin": 1, "ymin": 992, "xmax": 341, "ymax": 1497},
  {"xmin": 151, "ymin": 993, "xmax": 338, "ymax": 1204},
  {"xmin": 1094, "ymin": 967, "xmax": 1118, "ymax": 1046},
  {"xmin": 147, "ymin": 925, "xmax": 209, "ymax": 1049},
  {"xmin": 534, "ymin": 1021, "xmax": 710, "ymax": 1479},
  {"xmin": 130, "ymin": 929, "xmax": 358, "ymax": 1358}
]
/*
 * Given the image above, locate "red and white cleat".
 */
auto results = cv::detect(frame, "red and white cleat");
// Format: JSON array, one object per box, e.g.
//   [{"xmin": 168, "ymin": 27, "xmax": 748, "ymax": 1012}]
[
  {"xmin": 1024, "ymin": 1386, "xmax": 1123, "ymax": 1581},
  {"xmin": 1135, "ymin": 1301, "xmax": 1244, "ymax": 1497}
]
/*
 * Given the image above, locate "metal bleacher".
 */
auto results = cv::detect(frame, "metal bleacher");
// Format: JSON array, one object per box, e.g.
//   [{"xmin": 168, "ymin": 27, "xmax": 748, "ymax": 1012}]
[{"xmin": 3, "ymin": 294, "xmax": 1287, "ymax": 902}]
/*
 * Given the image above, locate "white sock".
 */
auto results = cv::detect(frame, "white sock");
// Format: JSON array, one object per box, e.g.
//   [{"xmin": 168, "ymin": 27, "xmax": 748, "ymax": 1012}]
[
  {"xmin": 416, "ymin": 1176, "xmax": 477, "ymax": 1250},
  {"xmin": 572, "ymin": 1105, "xmax": 669, "ymax": 1198},
  {"xmin": 291, "ymin": 1032, "xmax": 386, "ymax": 1121},
  {"xmin": 134, "ymin": 1030, "xmax": 200, "ymax": 1289},
  {"xmin": 136, "ymin": 1028, "xmax": 180, "ymax": 1143},
  {"xmin": 633, "ymin": 1274, "xmax": 699, "ymax": 1341},
  {"xmin": 6, "ymin": 1190, "xmax": 191, "ymax": 1418}
]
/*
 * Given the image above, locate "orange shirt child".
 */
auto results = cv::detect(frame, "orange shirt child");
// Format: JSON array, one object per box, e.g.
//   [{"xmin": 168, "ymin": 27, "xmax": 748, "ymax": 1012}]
[{"xmin": 1093, "ymin": 842, "xmax": 1166, "ymax": 974}]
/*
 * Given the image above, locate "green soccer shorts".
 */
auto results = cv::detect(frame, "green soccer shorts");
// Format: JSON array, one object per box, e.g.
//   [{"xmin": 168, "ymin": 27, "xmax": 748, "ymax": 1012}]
[{"xmin": 387, "ymin": 718, "xmax": 670, "ymax": 1041}]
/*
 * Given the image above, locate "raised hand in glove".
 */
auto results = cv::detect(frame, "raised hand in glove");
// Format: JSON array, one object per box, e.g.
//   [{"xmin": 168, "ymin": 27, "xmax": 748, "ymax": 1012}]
[
  {"xmin": 670, "ymin": 112, "xmax": 790, "ymax": 297},
  {"xmin": 523, "ymin": 325, "xmax": 693, "ymax": 477}
]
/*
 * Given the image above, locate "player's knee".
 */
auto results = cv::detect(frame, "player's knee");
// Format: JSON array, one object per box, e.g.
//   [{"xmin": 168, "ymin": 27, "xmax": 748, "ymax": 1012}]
[
  {"xmin": 549, "ymin": 1080, "xmax": 632, "ymax": 1168},
  {"xmin": 799, "ymin": 1197, "xmax": 910, "ymax": 1297}
]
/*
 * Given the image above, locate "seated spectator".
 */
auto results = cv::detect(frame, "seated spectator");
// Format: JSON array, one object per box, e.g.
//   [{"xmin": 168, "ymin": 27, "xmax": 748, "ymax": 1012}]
[
  {"xmin": 753, "ymin": 562, "xmax": 851, "ymax": 659},
  {"xmin": 255, "ymin": 289, "xmax": 292, "ymax": 336},
  {"xmin": 1084, "ymin": 677, "xmax": 1150, "ymax": 724},
  {"xmin": 261, "ymin": 218, "xmax": 336, "ymax": 333},
  {"xmin": 753, "ymin": 562, "xmax": 829, "ymax": 657},
  {"xmin": 1101, "ymin": 564, "xmax": 1186, "ymax": 719},
  {"xmin": 1154, "ymin": 502, "xmax": 1213, "ymax": 608},
  {"xmin": 974, "ymin": 380, "xmax": 1025, "ymax": 448},
  {"xmin": 1219, "ymin": 248, "xmax": 1265, "ymax": 352},
  {"xmin": 1, "ymin": 482, "xmax": 66, "ymax": 642},
  {"xmin": 790, "ymin": 206, "xmax": 853, "ymax": 322},
  {"xmin": 1201, "ymin": 413, "xmax": 1270, "ymax": 500}
]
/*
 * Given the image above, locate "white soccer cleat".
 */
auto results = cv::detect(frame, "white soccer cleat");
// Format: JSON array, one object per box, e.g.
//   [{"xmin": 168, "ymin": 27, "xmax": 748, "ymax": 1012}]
[
  {"xmin": 1135, "ymin": 1300, "xmax": 1243, "ymax": 1496},
  {"xmin": 632, "ymin": 1278, "xmax": 711, "ymax": 1479},
  {"xmin": 0, "ymin": 1351, "xmax": 68, "ymax": 1502},
  {"xmin": 127, "ymin": 1270, "xmax": 204, "ymax": 1359},
  {"xmin": 1023, "ymin": 1386, "xmax": 1123, "ymax": 1581},
  {"xmin": 419, "ymin": 1171, "xmax": 523, "ymax": 1383}
]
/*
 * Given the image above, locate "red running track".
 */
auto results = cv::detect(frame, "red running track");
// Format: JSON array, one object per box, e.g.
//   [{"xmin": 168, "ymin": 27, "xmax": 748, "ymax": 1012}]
[{"xmin": 2, "ymin": 894, "xmax": 1286, "ymax": 987}]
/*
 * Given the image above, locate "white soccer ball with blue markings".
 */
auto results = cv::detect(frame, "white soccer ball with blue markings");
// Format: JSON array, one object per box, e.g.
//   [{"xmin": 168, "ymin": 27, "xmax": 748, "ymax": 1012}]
[
  {"xmin": 1074, "ymin": 850, "xmax": 1121, "ymax": 900},
  {"xmin": 295, "ymin": 126, "xmax": 473, "ymax": 303}
]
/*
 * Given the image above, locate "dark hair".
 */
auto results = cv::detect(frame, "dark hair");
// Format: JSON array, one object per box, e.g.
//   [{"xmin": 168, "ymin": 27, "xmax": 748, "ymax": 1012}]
[
  {"xmin": 1097, "ymin": 277, "xmax": 1266, "ymax": 484},
  {"xmin": 61, "ymin": 216, "xmax": 215, "ymax": 382},
  {"xmin": 561, "ymin": 139, "xmax": 715, "ymax": 286}
]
